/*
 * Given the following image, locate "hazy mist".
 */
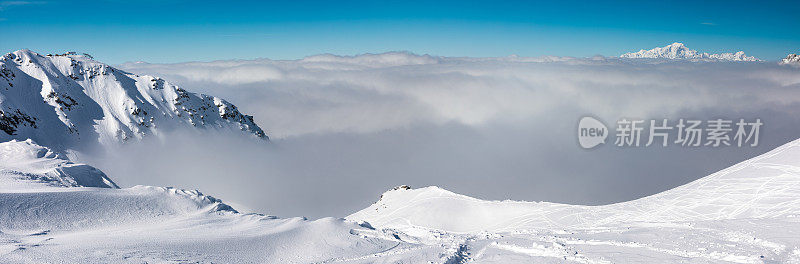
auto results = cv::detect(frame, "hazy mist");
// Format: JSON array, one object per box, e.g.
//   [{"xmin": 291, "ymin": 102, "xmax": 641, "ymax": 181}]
[{"xmin": 77, "ymin": 54, "xmax": 800, "ymax": 218}]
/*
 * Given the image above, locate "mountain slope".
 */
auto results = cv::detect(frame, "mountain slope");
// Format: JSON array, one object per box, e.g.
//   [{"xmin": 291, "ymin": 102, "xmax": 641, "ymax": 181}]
[
  {"xmin": 348, "ymin": 138, "xmax": 800, "ymax": 232},
  {"xmin": 620, "ymin": 42, "xmax": 760, "ymax": 61},
  {"xmin": 338, "ymin": 139, "xmax": 800, "ymax": 263},
  {"xmin": 0, "ymin": 50, "xmax": 266, "ymax": 151},
  {"xmin": 0, "ymin": 142, "xmax": 444, "ymax": 263},
  {"xmin": 0, "ymin": 139, "xmax": 117, "ymax": 190},
  {"xmin": 2, "ymin": 134, "xmax": 800, "ymax": 263}
]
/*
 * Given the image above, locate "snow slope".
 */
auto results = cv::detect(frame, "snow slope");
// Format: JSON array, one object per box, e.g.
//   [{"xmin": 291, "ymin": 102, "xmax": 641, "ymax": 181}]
[
  {"xmin": 0, "ymin": 139, "xmax": 446, "ymax": 263},
  {"xmin": 348, "ymin": 138, "xmax": 800, "ymax": 232},
  {"xmin": 621, "ymin": 43, "xmax": 760, "ymax": 61},
  {"xmin": 341, "ymin": 139, "xmax": 800, "ymax": 263},
  {"xmin": 3, "ymin": 126, "xmax": 800, "ymax": 263},
  {"xmin": 0, "ymin": 139, "xmax": 116, "ymax": 190},
  {"xmin": 0, "ymin": 184, "xmax": 445, "ymax": 263},
  {"xmin": 2, "ymin": 138, "xmax": 800, "ymax": 263},
  {"xmin": 0, "ymin": 50, "xmax": 266, "ymax": 151}
]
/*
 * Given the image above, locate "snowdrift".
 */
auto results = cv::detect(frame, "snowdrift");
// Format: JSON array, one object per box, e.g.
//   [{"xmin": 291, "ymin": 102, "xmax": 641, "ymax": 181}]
[{"xmin": 0, "ymin": 139, "xmax": 116, "ymax": 190}]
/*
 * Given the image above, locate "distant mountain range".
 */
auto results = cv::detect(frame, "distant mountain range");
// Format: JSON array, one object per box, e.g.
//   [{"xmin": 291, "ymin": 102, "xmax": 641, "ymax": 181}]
[
  {"xmin": 782, "ymin": 53, "xmax": 800, "ymax": 64},
  {"xmin": 621, "ymin": 42, "xmax": 760, "ymax": 61}
]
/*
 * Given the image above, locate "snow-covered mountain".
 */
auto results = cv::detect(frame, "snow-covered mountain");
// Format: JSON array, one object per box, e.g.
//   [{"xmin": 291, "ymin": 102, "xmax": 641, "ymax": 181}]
[
  {"xmin": 0, "ymin": 50, "xmax": 266, "ymax": 151},
  {"xmin": 782, "ymin": 53, "xmax": 800, "ymax": 64},
  {"xmin": 621, "ymin": 42, "xmax": 760, "ymax": 61}
]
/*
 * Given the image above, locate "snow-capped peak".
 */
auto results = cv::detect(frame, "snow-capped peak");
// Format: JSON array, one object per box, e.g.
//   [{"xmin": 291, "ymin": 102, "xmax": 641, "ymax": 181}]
[
  {"xmin": 621, "ymin": 42, "xmax": 760, "ymax": 61},
  {"xmin": 781, "ymin": 53, "xmax": 800, "ymax": 64},
  {"xmin": 0, "ymin": 49, "xmax": 268, "ymax": 151}
]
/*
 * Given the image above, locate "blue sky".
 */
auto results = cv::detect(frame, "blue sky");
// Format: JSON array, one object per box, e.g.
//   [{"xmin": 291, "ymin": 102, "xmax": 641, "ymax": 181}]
[{"xmin": 1, "ymin": 0, "xmax": 798, "ymax": 63}]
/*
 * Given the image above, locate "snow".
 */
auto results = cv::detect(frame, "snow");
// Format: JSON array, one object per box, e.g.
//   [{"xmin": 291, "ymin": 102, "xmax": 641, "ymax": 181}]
[
  {"xmin": 0, "ymin": 139, "xmax": 116, "ymax": 190},
  {"xmin": 0, "ymin": 50, "xmax": 266, "ymax": 152},
  {"xmin": 782, "ymin": 53, "xmax": 800, "ymax": 64},
  {"xmin": 0, "ymin": 187, "xmax": 443, "ymax": 263},
  {"xmin": 1, "ymin": 137, "xmax": 800, "ymax": 262},
  {"xmin": 0, "ymin": 140, "xmax": 443, "ymax": 263},
  {"xmin": 621, "ymin": 43, "xmax": 760, "ymax": 61},
  {"xmin": 2, "ymin": 49, "xmax": 800, "ymax": 262},
  {"xmin": 341, "ymin": 138, "xmax": 800, "ymax": 262}
]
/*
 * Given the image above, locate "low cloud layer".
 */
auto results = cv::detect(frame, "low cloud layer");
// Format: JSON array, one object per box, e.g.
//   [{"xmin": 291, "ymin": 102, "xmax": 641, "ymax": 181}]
[{"xmin": 86, "ymin": 53, "xmax": 800, "ymax": 218}]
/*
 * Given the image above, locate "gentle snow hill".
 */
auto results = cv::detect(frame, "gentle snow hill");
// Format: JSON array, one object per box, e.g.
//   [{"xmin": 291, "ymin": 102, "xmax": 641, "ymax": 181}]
[
  {"xmin": 0, "ymin": 139, "xmax": 235, "ymax": 231},
  {"xmin": 0, "ymin": 139, "xmax": 116, "ymax": 190},
  {"xmin": 0, "ymin": 49, "xmax": 266, "ymax": 151},
  {"xmin": 4, "ymin": 137, "xmax": 800, "ymax": 262},
  {"xmin": 621, "ymin": 42, "xmax": 760, "ymax": 61},
  {"xmin": 0, "ymin": 140, "xmax": 443, "ymax": 263},
  {"xmin": 0, "ymin": 185, "xmax": 238, "ymax": 231},
  {"xmin": 348, "ymin": 138, "xmax": 800, "ymax": 233}
]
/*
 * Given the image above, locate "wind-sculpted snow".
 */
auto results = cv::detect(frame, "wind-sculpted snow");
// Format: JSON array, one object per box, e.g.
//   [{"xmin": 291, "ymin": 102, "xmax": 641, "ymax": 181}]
[
  {"xmin": 0, "ymin": 186, "xmax": 440, "ymax": 263},
  {"xmin": 0, "ymin": 186, "xmax": 235, "ymax": 231},
  {"xmin": 0, "ymin": 141, "xmax": 440, "ymax": 263},
  {"xmin": 0, "ymin": 49, "xmax": 266, "ymax": 151},
  {"xmin": 0, "ymin": 139, "xmax": 117, "ymax": 190}
]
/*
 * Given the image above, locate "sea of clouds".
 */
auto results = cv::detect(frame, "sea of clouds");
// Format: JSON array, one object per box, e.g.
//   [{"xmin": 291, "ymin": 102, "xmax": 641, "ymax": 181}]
[{"xmin": 81, "ymin": 53, "xmax": 800, "ymax": 218}]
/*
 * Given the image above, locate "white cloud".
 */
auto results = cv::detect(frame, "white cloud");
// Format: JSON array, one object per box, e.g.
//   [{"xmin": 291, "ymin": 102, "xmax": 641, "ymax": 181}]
[
  {"xmin": 104, "ymin": 53, "xmax": 800, "ymax": 219},
  {"xmin": 120, "ymin": 53, "xmax": 800, "ymax": 138}
]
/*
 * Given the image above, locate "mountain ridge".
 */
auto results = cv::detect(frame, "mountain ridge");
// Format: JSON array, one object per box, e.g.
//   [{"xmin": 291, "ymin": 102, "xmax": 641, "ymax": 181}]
[
  {"xmin": 621, "ymin": 42, "xmax": 760, "ymax": 61},
  {"xmin": 0, "ymin": 49, "xmax": 267, "ymax": 151}
]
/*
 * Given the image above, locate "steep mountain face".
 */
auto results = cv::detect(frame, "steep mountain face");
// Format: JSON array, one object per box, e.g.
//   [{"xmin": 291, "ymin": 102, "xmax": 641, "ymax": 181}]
[
  {"xmin": 0, "ymin": 139, "xmax": 117, "ymax": 190},
  {"xmin": 782, "ymin": 53, "xmax": 800, "ymax": 64},
  {"xmin": 0, "ymin": 50, "xmax": 267, "ymax": 151},
  {"xmin": 621, "ymin": 42, "xmax": 760, "ymax": 61}
]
